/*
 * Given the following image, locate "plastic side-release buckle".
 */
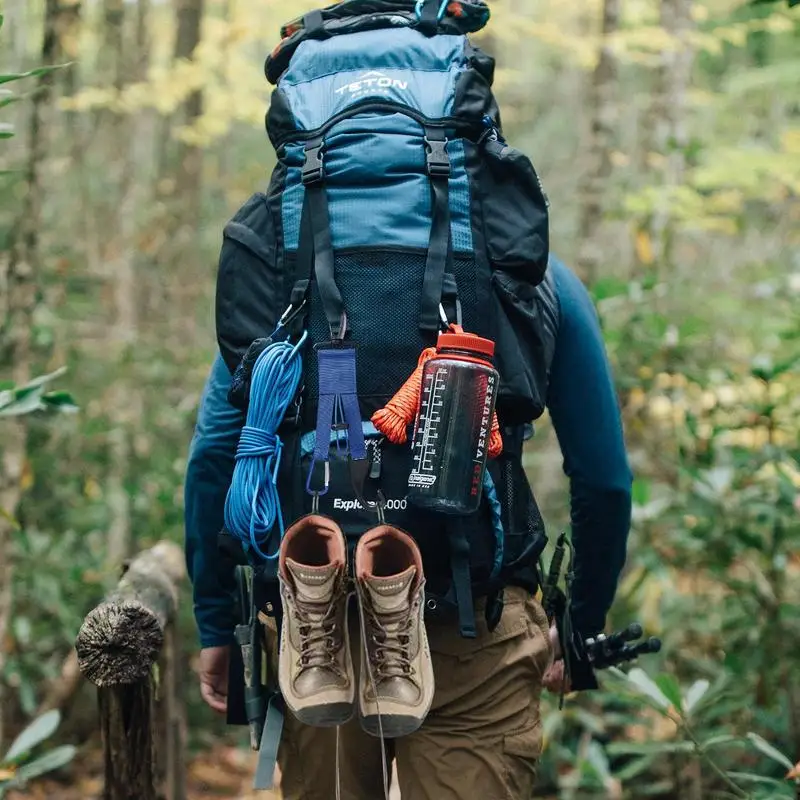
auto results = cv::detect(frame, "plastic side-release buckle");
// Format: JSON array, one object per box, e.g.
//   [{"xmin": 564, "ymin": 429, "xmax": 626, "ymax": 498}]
[
  {"xmin": 425, "ymin": 135, "xmax": 450, "ymax": 178},
  {"xmin": 302, "ymin": 142, "xmax": 325, "ymax": 185}
]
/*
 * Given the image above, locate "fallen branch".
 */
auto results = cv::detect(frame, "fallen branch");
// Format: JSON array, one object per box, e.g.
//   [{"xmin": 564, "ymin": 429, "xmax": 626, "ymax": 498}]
[{"xmin": 36, "ymin": 647, "xmax": 82, "ymax": 715}]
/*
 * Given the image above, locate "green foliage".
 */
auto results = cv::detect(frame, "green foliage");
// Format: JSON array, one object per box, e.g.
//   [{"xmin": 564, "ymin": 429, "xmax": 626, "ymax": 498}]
[
  {"xmin": 0, "ymin": 369, "xmax": 77, "ymax": 418},
  {"xmin": 0, "ymin": 14, "xmax": 67, "ymax": 144},
  {"xmin": 535, "ymin": 287, "xmax": 799, "ymax": 796},
  {"xmin": 1, "ymin": 0, "xmax": 798, "ymax": 793},
  {"xmin": 0, "ymin": 710, "xmax": 76, "ymax": 798}
]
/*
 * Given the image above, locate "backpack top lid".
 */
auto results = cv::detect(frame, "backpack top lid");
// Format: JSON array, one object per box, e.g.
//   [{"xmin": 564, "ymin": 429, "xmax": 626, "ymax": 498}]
[{"xmin": 264, "ymin": 0, "xmax": 491, "ymax": 85}]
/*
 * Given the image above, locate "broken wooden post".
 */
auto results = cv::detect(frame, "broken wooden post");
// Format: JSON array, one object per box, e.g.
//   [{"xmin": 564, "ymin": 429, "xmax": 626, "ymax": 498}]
[{"xmin": 75, "ymin": 541, "xmax": 187, "ymax": 800}]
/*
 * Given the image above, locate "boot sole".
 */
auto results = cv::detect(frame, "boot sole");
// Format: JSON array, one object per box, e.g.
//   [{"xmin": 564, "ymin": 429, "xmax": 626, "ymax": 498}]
[
  {"xmin": 290, "ymin": 701, "xmax": 355, "ymax": 728},
  {"xmin": 359, "ymin": 712, "xmax": 426, "ymax": 739}
]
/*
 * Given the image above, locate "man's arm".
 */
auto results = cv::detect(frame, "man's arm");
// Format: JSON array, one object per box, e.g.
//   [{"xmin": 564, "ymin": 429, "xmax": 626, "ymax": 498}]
[
  {"xmin": 184, "ymin": 354, "xmax": 245, "ymax": 648},
  {"xmin": 545, "ymin": 257, "xmax": 633, "ymax": 640}
]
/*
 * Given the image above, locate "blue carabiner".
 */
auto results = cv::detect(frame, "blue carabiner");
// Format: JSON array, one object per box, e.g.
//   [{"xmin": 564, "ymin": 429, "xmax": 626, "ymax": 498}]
[{"xmin": 415, "ymin": 0, "xmax": 449, "ymax": 22}]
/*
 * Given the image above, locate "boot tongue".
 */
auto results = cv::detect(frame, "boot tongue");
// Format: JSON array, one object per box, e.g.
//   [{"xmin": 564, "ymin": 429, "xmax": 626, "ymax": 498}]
[
  {"xmin": 364, "ymin": 565, "xmax": 416, "ymax": 615},
  {"xmin": 285, "ymin": 559, "xmax": 339, "ymax": 605}
]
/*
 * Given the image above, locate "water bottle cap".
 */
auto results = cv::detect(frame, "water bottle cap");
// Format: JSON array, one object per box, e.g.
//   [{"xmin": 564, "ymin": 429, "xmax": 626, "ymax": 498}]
[{"xmin": 437, "ymin": 331, "xmax": 495, "ymax": 358}]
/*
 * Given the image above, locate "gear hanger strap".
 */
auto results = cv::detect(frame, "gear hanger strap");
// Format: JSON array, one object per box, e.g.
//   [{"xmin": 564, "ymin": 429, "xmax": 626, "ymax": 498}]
[{"xmin": 306, "ymin": 344, "xmax": 368, "ymax": 504}]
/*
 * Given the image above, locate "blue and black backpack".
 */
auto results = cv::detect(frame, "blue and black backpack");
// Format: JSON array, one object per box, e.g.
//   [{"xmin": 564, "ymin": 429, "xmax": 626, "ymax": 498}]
[{"xmin": 217, "ymin": 0, "xmax": 556, "ymax": 648}]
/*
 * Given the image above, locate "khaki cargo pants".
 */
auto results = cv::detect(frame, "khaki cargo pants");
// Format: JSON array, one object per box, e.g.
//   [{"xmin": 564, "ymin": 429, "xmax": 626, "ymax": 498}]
[{"xmin": 263, "ymin": 585, "xmax": 553, "ymax": 800}]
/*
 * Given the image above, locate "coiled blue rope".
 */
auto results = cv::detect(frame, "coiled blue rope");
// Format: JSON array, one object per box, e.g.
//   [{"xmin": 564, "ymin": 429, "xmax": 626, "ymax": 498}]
[{"xmin": 224, "ymin": 332, "xmax": 307, "ymax": 561}]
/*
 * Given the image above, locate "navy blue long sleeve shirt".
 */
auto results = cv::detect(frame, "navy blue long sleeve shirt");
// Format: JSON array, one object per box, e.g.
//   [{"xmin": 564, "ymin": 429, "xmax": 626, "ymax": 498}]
[{"xmin": 184, "ymin": 255, "xmax": 632, "ymax": 647}]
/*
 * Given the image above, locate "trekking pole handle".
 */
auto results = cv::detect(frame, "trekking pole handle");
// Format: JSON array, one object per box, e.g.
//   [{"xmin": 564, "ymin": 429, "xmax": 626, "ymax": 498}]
[{"xmin": 583, "ymin": 623, "xmax": 662, "ymax": 669}]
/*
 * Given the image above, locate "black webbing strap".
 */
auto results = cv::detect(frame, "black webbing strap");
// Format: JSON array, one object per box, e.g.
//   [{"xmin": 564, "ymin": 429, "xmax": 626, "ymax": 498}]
[
  {"xmin": 298, "ymin": 137, "xmax": 347, "ymax": 340},
  {"xmin": 419, "ymin": 126, "xmax": 452, "ymax": 332},
  {"xmin": 253, "ymin": 694, "xmax": 285, "ymax": 790},
  {"xmin": 302, "ymin": 9, "xmax": 324, "ymax": 37},
  {"xmin": 417, "ymin": 0, "xmax": 442, "ymax": 35},
  {"xmin": 441, "ymin": 272, "xmax": 461, "ymax": 327},
  {"xmin": 448, "ymin": 518, "xmax": 477, "ymax": 638}
]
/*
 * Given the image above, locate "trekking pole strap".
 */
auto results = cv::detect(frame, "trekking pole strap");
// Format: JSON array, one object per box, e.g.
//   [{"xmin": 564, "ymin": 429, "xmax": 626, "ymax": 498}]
[
  {"xmin": 448, "ymin": 519, "xmax": 477, "ymax": 638},
  {"xmin": 253, "ymin": 693, "xmax": 285, "ymax": 791}
]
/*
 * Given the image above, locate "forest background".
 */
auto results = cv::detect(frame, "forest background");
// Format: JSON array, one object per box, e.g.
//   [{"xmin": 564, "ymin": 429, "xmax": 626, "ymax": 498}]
[{"xmin": 0, "ymin": 0, "xmax": 798, "ymax": 797}]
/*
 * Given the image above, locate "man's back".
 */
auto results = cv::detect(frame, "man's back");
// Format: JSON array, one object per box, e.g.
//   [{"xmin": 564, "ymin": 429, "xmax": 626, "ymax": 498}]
[{"xmin": 184, "ymin": 252, "xmax": 631, "ymax": 797}]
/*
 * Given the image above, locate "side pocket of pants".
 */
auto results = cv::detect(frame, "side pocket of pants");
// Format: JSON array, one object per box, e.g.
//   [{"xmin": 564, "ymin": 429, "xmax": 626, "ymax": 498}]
[
  {"xmin": 526, "ymin": 593, "xmax": 554, "ymax": 674},
  {"xmin": 503, "ymin": 716, "xmax": 544, "ymax": 798}
]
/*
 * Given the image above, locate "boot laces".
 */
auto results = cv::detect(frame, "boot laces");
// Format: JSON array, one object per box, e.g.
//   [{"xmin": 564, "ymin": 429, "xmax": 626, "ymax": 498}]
[
  {"xmin": 294, "ymin": 587, "xmax": 344, "ymax": 672},
  {"xmin": 365, "ymin": 603, "xmax": 415, "ymax": 680}
]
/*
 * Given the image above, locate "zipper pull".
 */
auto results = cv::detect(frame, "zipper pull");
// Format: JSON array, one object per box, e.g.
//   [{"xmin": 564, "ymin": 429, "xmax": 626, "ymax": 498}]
[
  {"xmin": 479, "ymin": 115, "xmax": 502, "ymax": 146},
  {"xmin": 369, "ymin": 438, "xmax": 383, "ymax": 480}
]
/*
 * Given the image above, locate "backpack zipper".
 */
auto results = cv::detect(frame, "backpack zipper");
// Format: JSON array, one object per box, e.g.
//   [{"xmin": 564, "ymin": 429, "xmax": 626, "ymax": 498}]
[{"xmin": 274, "ymin": 99, "xmax": 482, "ymax": 149}]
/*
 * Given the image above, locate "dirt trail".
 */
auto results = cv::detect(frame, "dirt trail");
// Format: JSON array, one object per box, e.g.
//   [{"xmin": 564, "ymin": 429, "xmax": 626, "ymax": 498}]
[{"xmin": 6, "ymin": 744, "xmax": 402, "ymax": 799}]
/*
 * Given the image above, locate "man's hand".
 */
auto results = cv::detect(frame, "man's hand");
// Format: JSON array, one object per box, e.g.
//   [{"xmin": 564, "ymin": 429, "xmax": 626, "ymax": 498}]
[
  {"xmin": 543, "ymin": 624, "xmax": 572, "ymax": 694},
  {"xmin": 199, "ymin": 646, "xmax": 230, "ymax": 714}
]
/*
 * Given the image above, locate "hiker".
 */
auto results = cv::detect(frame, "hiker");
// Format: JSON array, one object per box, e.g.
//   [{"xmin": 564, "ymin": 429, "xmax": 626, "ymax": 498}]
[{"xmin": 184, "ymin": 2, "xmax": 632, "ymax": 798}]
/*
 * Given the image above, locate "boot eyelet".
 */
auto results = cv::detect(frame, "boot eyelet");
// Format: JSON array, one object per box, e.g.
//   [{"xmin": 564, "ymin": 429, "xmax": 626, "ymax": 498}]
[{"xmin": 426, "ymin": 598, "xmax": 437, "ymax": 611}]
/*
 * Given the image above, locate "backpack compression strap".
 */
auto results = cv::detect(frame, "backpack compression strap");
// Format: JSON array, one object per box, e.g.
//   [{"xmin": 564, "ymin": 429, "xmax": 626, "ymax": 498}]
[
  {"xmin": 297, "ymin": 137, "xmax": 347, "ymax": 341},
  {"xmin": 290, "ymin": 128, "xmax": 454, "ymax": 336},
  {"xmin": 419, "ymin": 126, "xmax": 454, "ymax": 332}
]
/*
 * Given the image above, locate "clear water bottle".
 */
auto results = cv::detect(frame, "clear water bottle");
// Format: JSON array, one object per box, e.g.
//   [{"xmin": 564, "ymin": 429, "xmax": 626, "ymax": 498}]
[{"xmin": 407, "ymin": 330, "xmax": 499, "ymax": 514}]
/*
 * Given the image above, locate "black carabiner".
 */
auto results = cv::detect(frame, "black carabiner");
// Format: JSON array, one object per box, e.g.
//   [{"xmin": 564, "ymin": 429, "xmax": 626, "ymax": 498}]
[
  {"xmin": 276, "ymin": 298, "xmax": 309, "ymax": 335},
  {"xmin": 349, "ymin": 456, "xmax": 386, "ymax": 524},
  {"xmin": 438, "ymin": 300, "xmax": 462, "ymax": 331}
]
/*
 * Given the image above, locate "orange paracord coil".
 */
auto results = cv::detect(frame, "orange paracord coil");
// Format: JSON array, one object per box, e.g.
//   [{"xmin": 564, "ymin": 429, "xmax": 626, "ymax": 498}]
[{"xmin": 371, "ymin": 347, "xmax": 503, "ymax": 458}]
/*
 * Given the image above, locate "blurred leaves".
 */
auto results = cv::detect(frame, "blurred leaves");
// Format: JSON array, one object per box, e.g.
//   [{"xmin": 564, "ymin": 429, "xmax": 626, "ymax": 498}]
[
  {"xmin": 0, "ymin": 370, "xmax": 77, "ymax": 418},
  {"xmin": 0, "ymin": 711, "xmax": 76, "ymax": 799},
  {"xmin": 745, "ymin": 733, "xmax": 794, "ymax": 771}
]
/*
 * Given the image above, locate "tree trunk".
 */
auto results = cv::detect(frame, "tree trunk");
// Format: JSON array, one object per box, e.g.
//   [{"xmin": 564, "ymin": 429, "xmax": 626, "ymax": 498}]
[
  {"xmin": 99, "ymin": 681, "xmax": 158, "ymax": 800},
  {"xmin": 637, "ymin": 0, "xmax": 694, "ymax": 273},
  {"xmin": 101, "ymin": 0, "xmax": 126, "ymax": 90},
  {"xmin": 576, "ymin": 0, "xmax": 621, "ymax": 286},
  {"xmin": 54, "ymin": 0, "xmax": 83, "ymax": 100},
  {"xmin": 654, "ymin": 0, "xmax": 693, "ymax": 185},
  {"xmin": 173, "ymin": 0, "xmax": 205, "ymax": 208},
  {"xmin": 153, "ymin": 0, "xmax": 206, "ymax": 334},
  {"xmin": 5, "ymin": 0, "xmax": 29, "ymax": 65},
  {"xmin": 76, "ymin": 542, "xmax": 186, "ymax": 800},
  {"xmin": 157, "ymin": 0, "xmax": 205, "ymax": 213},
  {"xmin": 104, "ymin": 0, "xmax": 153, "ymax": 571},
  {"xmin": 0, "ymin": 0, "xmax": 61, "ymax": 750},
  {"xmin": 154, "ymin": 625, "xmax": 187, "ymax": 800}
]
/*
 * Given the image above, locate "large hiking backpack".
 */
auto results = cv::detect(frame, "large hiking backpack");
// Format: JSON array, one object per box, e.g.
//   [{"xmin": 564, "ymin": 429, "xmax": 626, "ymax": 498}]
[{"xmin": 216, "ymin": 0, "xmax": 555, "ymax": 638}]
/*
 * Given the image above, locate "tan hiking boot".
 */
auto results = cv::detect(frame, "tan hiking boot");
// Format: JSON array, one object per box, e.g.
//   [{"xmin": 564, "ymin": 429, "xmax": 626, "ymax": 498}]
[
  {"xmin": 278, "ymin": 515, "xmax": 355, "ymax": 727},
  {"xmin": 355, "ymin": 525, "xmax": 434, "ymax": 738}
]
